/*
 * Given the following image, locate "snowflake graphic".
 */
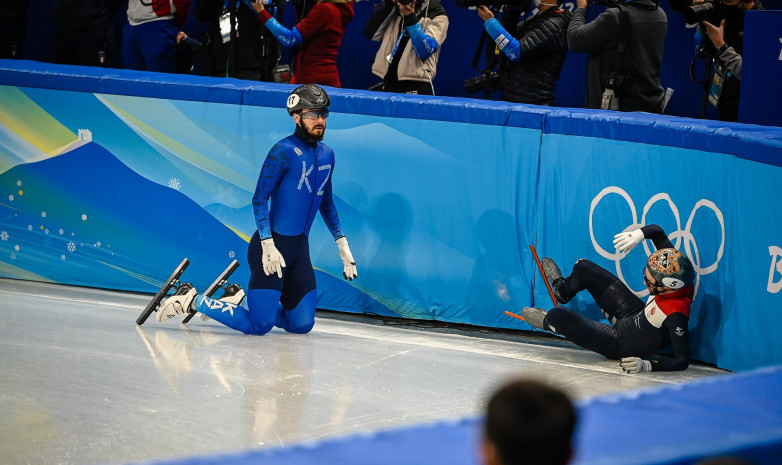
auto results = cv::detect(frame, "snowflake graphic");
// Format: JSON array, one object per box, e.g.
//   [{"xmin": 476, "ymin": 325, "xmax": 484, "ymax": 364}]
[
  {"xmin": 10, "ymin": 253, "xmax": 15, "ymax": 260},
  {"xmin": 59, "ymin": 229, "xmax": 64, "ymax": 235},
  {"xmin": 67, "ymin": 241, "xmax": 76, "ymax": 253},
  {"xmin": 81, "ymin": 214, "xmax": 88, "ymax": 221},
  {"xmin": 27, "ymin": 225, "xmax": 32, "ymax": 231},
  {"xmin": 14, "ymin": 245, "xmax": 20, "ymax": 252},
  {"xmin": 0, "ymin": 231, "xmax": 7, "ymax": 241},
  {"xmin": 168, "ymin": 177, "xmax": 181, "ymax": 190},
  {"xmin": 41, "ymin": 211, "xmax": 47, "ymax": 218},
  {"xmin": 229, "ymin": 251, "xmax": 235, "ymax": 258},
  {"xmin": 96, "ymin": 241, "xmax": 102, "ymax": 247},
  {"xmin": 61, "ymin": 255, "xmax": 66, "ymax": 261},
  {"xmin": 16, "ymin": 180, "xmax": 21, "ymax": 187},
  {"xmin": 8, "ymin": 195, "xmax": 13, "ymax": 201}
]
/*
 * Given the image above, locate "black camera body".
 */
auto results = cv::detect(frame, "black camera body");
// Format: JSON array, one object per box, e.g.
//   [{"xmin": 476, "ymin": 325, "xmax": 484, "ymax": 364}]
[
  {"xmin": 671, "ymin": 0, "xmax": 727, "ymax": 25},
  {"xmin": 455, "ymin": 0, "xmax": 529, "ymax": 9},
  {"xmin": 464, "ymin": 71, "xmax": 501, "ymax": 94}
]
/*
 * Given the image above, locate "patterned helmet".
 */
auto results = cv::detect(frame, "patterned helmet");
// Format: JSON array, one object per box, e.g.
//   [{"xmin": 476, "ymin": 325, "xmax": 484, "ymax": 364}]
[
  {"xmin": 286, "ymin": 84, "xmax": 330, "ymax": 115},
  {"xmin": 646, "ymin": 248, "xmax": 695, "ymax": 290}
]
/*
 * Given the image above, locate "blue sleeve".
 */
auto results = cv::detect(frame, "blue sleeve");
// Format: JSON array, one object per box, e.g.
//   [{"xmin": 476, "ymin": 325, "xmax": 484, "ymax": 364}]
[
  {"xmin": 264, "ymin": 17, "xmax": 303, "ymax": 47},
  {"xmin": 484, "ymin": 18, "xmax": 520, "ymax": 62},
  {"xmin": 319, "ymin": 178, "xmax": 344, "ymax": 240},
  {"xmin": 252, "ymin": 144, "xmax": 289, "ymax": 239},
  {"xmin": 406, "ymin": 22, "xmax": 439, "ymax": 60}
]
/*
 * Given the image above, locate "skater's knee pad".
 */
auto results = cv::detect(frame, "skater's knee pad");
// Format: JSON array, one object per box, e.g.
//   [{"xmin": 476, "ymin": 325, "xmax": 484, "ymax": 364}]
[
  {"xmin": 573, "ymin": 258, "xmax": 597, "ymax": 274},
  {"xmin": 246, "ymin": 288, "xmax": 282, "ymax": 335},
  {"xmin": 278, "ymin": 290, "xmax": 317, "ymax": 334}
]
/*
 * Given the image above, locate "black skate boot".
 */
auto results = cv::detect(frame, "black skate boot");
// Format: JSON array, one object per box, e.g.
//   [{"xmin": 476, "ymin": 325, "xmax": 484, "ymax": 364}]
[{"xmin": 542, "ymin": 257, "xmax": 571, "ymax": 304}]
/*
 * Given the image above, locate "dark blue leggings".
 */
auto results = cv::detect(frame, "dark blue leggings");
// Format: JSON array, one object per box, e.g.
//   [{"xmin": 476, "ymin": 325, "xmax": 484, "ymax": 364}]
[
  {"xmin": 545, "ymin": 259, "xmax": 645, "ymax": 359},
  {"xmin": 194, "ymin": 232, "xmax": 317, "ymax": 335}
]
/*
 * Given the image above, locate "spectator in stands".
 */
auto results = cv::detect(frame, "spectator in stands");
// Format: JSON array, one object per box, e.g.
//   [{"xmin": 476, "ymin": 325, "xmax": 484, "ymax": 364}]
[
  {"xmin": 696, "ymin": 0, "xmax": 764, "ymax": 122},
  {"xmin": 250, "ymin": 0, "xmax": 355, "ymax": 87},
  {"xmin": 474, "ymin": 1, "xmax": 571, "ymax": 105},
  {"xmin": 567, "ymin": 0, "xmax": 667, "ymax": 113},
  {"xmin": 482, "ymin": 378, "xmax": 576, "ymax": 465},
  {"xmin": 0, "ymin": 0, "xmax": 29, "ymax": 59},
  {"xmin": 123, "ymin": 0, "xmax": 191, "ymax": 73},
  {"xmin": 364, "ymin": 0, "xmax": 449, "ymax": 95},
  {"xmin": 187, "ymin": 0, "xmax": 284, "ymax": 81},
  {"xmin": 51, "ymin": 0, "xmax": 124, "ymax": 68}
]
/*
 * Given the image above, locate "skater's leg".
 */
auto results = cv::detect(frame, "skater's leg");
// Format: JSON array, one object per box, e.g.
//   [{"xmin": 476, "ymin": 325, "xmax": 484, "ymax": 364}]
[
  {"xmin": 545, "ymin": 306, "xmax": 622, "ymax": 359},
  {"xmin": 275, "ymin": 240, "xmax": 317, "ymax": 334},
  {"xmin": 193, "ymin": 287, "xmax": 275, "ymax": 335},
  {"xmin": 560, "ymin": 259, "xmax": 644, "ymax": 321},
  {"xmin": 276, "ymin": 290, "xmax": 317, "ymax": 334}
]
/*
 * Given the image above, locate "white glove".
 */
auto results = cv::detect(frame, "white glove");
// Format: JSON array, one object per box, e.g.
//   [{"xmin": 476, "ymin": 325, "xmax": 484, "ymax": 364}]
[
  {"xmin": 261, "ymin": 238, "xmax": 286, "ymax": 278},
  {"xmin": 620, "ymin": 357, "xmax": 652, "ymax": 374},
  {"xmin": 613, "ymin": 228, "xmax": 645, "ymax": 253},
  {"xmin": 336, "ymin": 237, "xmax": 357, "ymax": 281}
]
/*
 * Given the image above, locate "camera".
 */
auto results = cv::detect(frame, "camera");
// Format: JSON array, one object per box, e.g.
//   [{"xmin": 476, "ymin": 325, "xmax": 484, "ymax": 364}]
[
  {"xmin": 464, "ymin": 71, "xmax": 501, "ymax": 94},
  {"xmin": 670, "ymin": 0, "xmax": 726, "ymax": 25},
  {"xmin": 179, "ymin": 35, "xmax": 203, "ymax": 54},
  {"xmin": 455, "ymin": 0, "xmax": 529, "ymax": 8}
]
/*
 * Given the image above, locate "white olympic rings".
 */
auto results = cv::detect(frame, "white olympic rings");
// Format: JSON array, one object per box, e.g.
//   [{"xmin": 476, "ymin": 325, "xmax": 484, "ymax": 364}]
[{"xmin": 589, "ymin": 186, "xmax": 725, "ymax": 297}]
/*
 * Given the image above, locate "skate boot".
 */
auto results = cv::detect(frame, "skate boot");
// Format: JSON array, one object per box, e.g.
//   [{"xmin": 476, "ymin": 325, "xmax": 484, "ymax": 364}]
[
  {"xmin": 157, "ymin": 283, "xmax": 198, "ymax": 322},
  {"xmin": 521, "ymin": 307, "xmax": 550, "ymax": 332},
  {"xmin": 200, "ymin": 284, "xmax": 246, "ymax": 321},
  {"xmin": 542, "ymin": 257, "xmax": 571, "ymax": 304}
]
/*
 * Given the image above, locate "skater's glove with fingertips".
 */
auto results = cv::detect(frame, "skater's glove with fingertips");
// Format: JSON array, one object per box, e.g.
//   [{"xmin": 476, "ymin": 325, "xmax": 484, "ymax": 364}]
[
  {"xmin": 261, "ymin": 238, "xmax": 286, "ymax": 278},
  {"xmin": 613, "ymin": 228, "xmax": 645, "ymax": 253},
  {"xmin": 336, "ymin": 237, "xmax": 357, "ymax": 281},
  {"xmin": 620, "ymin": 357, "xmax": 652, "ymax": 374}
]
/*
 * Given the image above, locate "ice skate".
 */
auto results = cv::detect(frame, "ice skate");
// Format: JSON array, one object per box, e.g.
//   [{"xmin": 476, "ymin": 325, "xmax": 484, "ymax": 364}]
[
  {"xmin": 181, "ymin": 259, "xmax": 240, "ymax": 324},
  {"xmin": 200, "ymin": 283, "xmax": 245, "ymax": 321},
  {"xmin": 137, "ymin": 258, "xmax": 190, "ymax": 325},
  {"xmin": 521, "ymin": 307, "xmax": 549, "ymax": 331},
  {"xmin": 157, "ymin": 283, "xmax": 198, "ymax": 322},
  {"xmin": 542, "ymin": 257, "xmax": 571, "ymax": 304}
]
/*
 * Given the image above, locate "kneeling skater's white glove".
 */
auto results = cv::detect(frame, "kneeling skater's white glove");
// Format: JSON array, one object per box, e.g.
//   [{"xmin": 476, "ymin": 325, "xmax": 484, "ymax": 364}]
[
  {"xmin": 261, "ymin": 238, "xmax": 286, "ymax": 278},
  {"xmin": 336, "ymin": 237, "xmax": 357, "ymax": 281},
  {"xmin": 620, "ymin": 357, "xmax": 652, "ymax": 374},
  {"xmin": 613, "ymin": 228, "xmax": 645, "ymax": 253}
]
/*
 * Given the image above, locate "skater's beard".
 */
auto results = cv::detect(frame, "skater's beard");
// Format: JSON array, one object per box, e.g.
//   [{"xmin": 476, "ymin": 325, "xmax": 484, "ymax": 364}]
[{"xmin": 297, "ymin": 120, "xmax": 326, "ymax": 142}]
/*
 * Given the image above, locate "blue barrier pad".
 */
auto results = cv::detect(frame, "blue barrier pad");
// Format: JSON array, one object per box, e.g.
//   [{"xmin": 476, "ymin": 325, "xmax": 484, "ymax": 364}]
[
  {"xmin": 134, "ymin": 365, "xmax": 782, "ymax": 465},
  {"xmin": 544, "ymin": 108, "xmax": 782, "ymax": 168}
]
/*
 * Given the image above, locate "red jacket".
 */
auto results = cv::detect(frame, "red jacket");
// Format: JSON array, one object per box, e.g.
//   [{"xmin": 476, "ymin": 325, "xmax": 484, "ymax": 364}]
[{"xmin": 262, "ymin": 1, "xmax": 354, "ymax": 87}]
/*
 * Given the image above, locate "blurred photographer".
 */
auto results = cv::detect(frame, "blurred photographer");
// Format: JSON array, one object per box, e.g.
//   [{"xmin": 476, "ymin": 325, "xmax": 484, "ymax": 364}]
[
  {"xmin": 567, "ymin": 0, "xmax": 667, "ymax": 113},
  {"xmin": 251, "ymin": 0, "xmax": 355, "ymax": 87},
  {"xmin": 473, "ymin": 0, "xmax": 571, "ymax": 105},
  {"xmin": 364, "ymin": 0, "xmax": 449, "ymax": 95},
  {"xmin": 191, "ymin": 0, "xmax": 284, "ymax": 81},
  {"xmin": 691, "ymin": 0, "xmax": 764, "ymax": 122}
]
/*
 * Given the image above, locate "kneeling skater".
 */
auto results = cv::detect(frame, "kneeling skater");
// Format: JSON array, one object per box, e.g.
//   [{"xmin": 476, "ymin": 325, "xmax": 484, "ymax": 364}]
[
  {"xmin": 157, "ymin": 84, "xmax": 358, "ymax": 335},
  {"xmin": 523, "ymin": 224, "xmax": 695, "ymax": 373}
]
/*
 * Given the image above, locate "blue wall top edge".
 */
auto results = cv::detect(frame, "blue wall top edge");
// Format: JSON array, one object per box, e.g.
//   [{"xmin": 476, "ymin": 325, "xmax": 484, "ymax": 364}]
[{"xmin": 2, "ymin": 59, "xmax": 781, "ymax": 166}]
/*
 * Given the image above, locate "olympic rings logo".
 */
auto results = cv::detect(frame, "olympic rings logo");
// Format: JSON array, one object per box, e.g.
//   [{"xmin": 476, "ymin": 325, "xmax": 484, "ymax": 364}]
[{"xmin": 589, "ymin": 186, "xmax": 725, "ymax": 297}]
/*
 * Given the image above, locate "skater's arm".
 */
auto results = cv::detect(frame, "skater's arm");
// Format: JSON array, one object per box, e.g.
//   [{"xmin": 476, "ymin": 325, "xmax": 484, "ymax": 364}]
[
  {"xmin": 640, "ymin": 224, "xmax": 674, "ymax": 250},
  {"xmin": 650, "ymin": 313, "xmax": 691, "ymax": 372},
  {"xmin": 252, "ymin": 144, "xmax": 289, "ymax": 239},
  {"xmin": 319, "ymin": 176, "xmax": 344, "ymax": 240}
]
